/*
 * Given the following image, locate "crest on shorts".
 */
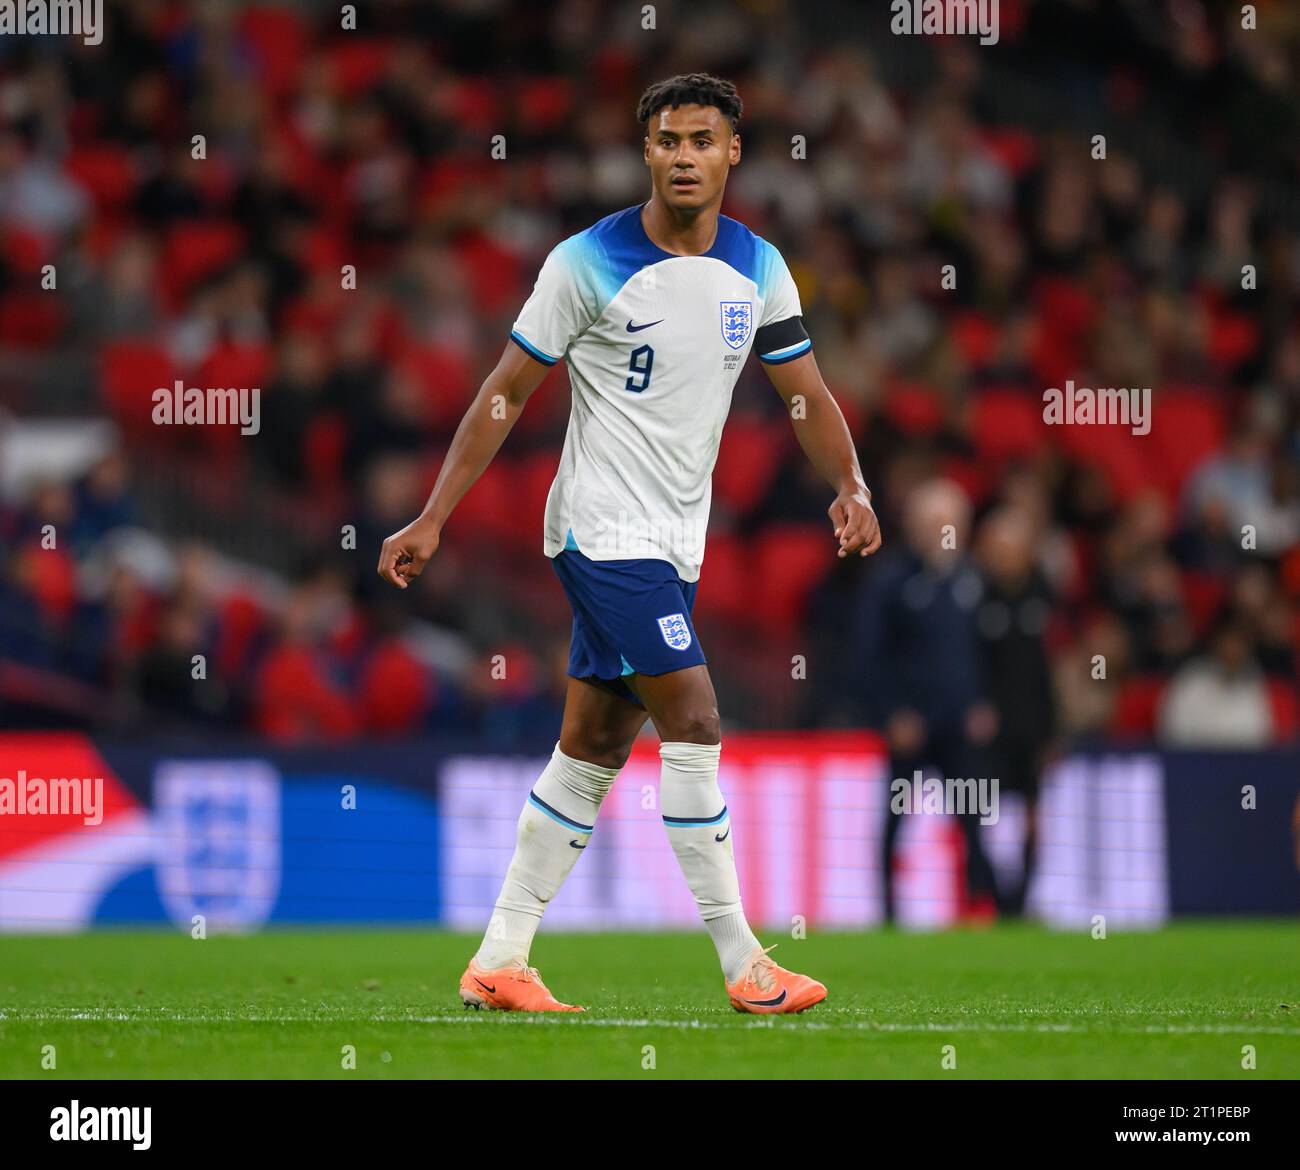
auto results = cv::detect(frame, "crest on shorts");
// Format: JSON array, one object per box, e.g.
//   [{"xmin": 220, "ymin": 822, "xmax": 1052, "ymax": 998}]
[
  {"xmin": 720, "ymin": 301, "xmax": 752, "ymax": 350},
  {"xmin": 657, "ymin": 612, "xmax": 692, "ymax": 651}
]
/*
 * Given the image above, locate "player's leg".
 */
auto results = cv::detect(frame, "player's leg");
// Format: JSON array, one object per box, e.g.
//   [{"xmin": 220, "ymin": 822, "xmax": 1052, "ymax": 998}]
[
  {"xmin": 558, "ymin": 673, "xmax": 650, "ymax": 769},
  {"xmin": 631, "ymin": 665, "xmax": 754, "ymax": 974},
  {"xmin": 480, "ymin": 676, "xmax": 646, "ymax": 965},
  {"xmin": 1018, "ymin": 793, "xmax": 1038, "ymax": 917},
  {"xmin": 634, "ymin": 664, "xmax": 826, "ymax": 1013},
  {"xmin": 942, "ymin": 735, "xmax": 998, "ymax": 921},
  {"xmin": 462, "ymin": 677, "xmax": 645, "ymax": 1011},
  {"xmin": 883, "ymin": 739, "xmax": 926, "ymax": 925},
  {"xmin": 1007, "ymin": 742, "xmax": 1041, "ymax": 918}
]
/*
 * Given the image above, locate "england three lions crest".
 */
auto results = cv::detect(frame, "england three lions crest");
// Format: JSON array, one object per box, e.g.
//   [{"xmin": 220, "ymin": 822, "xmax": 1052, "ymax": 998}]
[
  {"xmin": 720, "ymin": 301, "xmax": 752, "ymax": 350},
  {"xmin": 657, "ymin": 612, "xmax": 692, "ymax": 651}
]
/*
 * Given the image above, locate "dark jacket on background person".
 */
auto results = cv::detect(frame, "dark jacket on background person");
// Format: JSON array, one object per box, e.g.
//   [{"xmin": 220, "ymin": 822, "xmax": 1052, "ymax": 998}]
[
  {"xmin": 975, "ymin": 570, "xmax": 1056, "ymax": 751},
  {"xmin": 848, "ymin": 548, "xmax": 986, "ymax": 735}
]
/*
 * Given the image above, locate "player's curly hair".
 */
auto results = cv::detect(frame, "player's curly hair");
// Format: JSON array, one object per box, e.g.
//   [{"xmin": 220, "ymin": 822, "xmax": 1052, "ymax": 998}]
[{"xmin": 635, "ymin": 73, "xmax": 742, "ymax": 130}]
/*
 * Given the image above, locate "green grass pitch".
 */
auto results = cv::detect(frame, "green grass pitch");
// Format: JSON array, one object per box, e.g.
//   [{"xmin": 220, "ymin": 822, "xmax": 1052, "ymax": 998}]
[{"xmin": 1, "ymin": 923, "xmax": 1296, "ymax": 1079}]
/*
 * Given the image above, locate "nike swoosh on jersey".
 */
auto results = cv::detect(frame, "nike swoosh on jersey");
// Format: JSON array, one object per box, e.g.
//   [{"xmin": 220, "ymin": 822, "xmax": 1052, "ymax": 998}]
[
  {"xmin": 569, "ymin": 839, "xmax": 587, "ymax": 849},
  {"xmin": 714, "ymin": 828, "xmax": 730, "ymax": 843},
  {"xmin": 625, "ymin": 319, "xmax": 664, "ymax": 332}
]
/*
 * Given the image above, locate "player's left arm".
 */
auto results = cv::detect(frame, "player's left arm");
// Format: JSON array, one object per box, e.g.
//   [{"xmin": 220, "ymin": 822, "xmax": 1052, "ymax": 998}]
[{"xmin": 763, "ymin": 350, "xmax": 882, "ymax": 559}]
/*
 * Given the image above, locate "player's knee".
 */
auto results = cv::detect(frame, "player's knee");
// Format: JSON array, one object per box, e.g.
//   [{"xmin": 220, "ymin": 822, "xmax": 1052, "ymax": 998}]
[
  {"xmin": 665, "ymin": 705, "xmax": 720, "ymax": 746},
  {"xmin": 561, "ymin": 730, "xmax": 634, "ymax": 771}
]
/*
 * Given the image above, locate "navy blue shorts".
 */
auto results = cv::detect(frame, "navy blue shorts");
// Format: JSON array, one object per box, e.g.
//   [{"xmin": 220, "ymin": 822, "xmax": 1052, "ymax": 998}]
[{"xmin": 551, "ymin": 546, "xmax": 705, "ymax": 707}]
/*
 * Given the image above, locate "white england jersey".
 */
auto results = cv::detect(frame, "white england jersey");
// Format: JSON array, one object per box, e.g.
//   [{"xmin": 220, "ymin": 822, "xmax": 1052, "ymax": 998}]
[{"xmin": 510, "ymin": 203, "xmax": 812, "ymax": 583}]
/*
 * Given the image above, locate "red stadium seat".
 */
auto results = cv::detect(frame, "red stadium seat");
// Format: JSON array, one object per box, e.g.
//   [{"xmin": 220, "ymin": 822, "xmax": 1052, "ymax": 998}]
[
  {"xmin": 301, "ymin": 225, "xmax": 346, "ymax": 276},
  {"xmin": 833, "ymin": 385, "xmax": 868, "ymax": 439},
  {"xmin": 1179, "ymin": 571, "xmax": 1227, "ymax": 638},
  {"xmin": 442, "ymin": 459, "xmax": 514, "ymax": 544},
  {"xmin": 517, "ymin": 78, "xmax": 574, "ymax": 132},
  {"xmin": 198, "ymin": 342, "xmax": 272, "ymax": 394},
  {"xmin": 454, "ymin": 231, "xmax": 523, "ymax": 316},
  {"xmin": 941, "ymin": 455, "xmax": 991, "ymax": 507},
  {"xmin": 692, "ymin": 532, "xmax": 751, "ymax": 622},
  {"xmin": 1266, "ymin": 679, "xmax": 1299, "ymax": 741},
  {"xmin": 239, "ymin": 7, "xmax": 309, "ymax": 99},
  {"xmin": 2, "ymin": 226, "xmax": 53, "ymax": 274},
  {"xmin": 1150, "ymin": 390, "xmax": 1225, "ymax": 497},
  {"xmin": 951, "ymin": 310, "xmax": 1001, "ymax": 369},
  {"xmin": 279, "ymin": 293, "xmax": 341, "ymax": 338},
  {"xmin": 83, "ymin": 217, "xmax": 127, "ymax": 263},
  {"xmin": 100, "ymin": 341, "xmax": 178, "ymax": 434},
  {"xmin": 753, "ymin": 523, "xmax": 833, "ymax": 630},
  {"xmin": 507, "ymin": 450, "xmax": 559, "ymax": 551},
  {"xmin": 452, "ymin": 79, "xmax": 504, "ymax": 134},
  {"xmin": 303, "ymin": 413, "xmax": 348, "ymax": 499},
  {"xmin": 1034, "ymin": 276, "xmax": 1096, "ymax": 337},
  {"xmin": 1030, "ymin": 277, "xmax": 1094, "ymax": 386},
  {"xmin": 972, "ymin": 388, "xmax": 1045, "ymax": 462},
  {"xmin": 64, "ymin": 145, "xmax": 138, "ymax": 211},
  {"xmin": 979, "ymin": 127, "xmax": 1038, "ymax": 177},
  {"xmin": 161, "ymin": 221, "xmax": 246, "ymax": 305},
  {"xmin": 1112, "ymin": 675, "xmax": 1167, "ymax": 738},
  {"xmin": 0, "ymin": 293, "xmax": 64, "ymax": 348},
  {"xmin": 1208, "ymin": 311, "xmax": 1260, "ymax": 373},
  {"xmin": 1060, "ymin": 423, "xmax": 1156, "ymax": 503},
  {"xmin": 396, "ymin": 342, "xmax": 474, "ymax": 429},
  {"xmin": 713, "ymin": 415, "xmax": 783, "ymax": 513},
  {"xmin": 884, "ymin": 381, "xmax": 943, "ymax": 436},
  {"xmin": 1284, "ymin": 547, "xmax": 1300, "ymax": 602},
  {"xmin": 326, "ymin": 39, "xmax": 393, "ymax": 96},
  {"xmin": 357, "ymin": 640, "xmax": 431, "ymax": 734}
]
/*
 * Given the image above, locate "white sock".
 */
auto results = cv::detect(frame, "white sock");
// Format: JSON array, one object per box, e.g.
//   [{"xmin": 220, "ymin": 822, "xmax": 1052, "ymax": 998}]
[
  {"xmin": 659, "ymin": 740, "xmax": 761, "ymax": 982},
  {"xmin": 475, "ymin": 743, "xmax": 619, "ymax": 969}
]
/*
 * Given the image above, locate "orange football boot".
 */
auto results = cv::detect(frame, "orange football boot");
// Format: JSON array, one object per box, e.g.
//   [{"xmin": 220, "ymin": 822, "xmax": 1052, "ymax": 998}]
[
  {"xmin": 725, "ymin": 944, "xmax": 827, "ymax": 1014},
  {"xmin": 459, "ymin": 957, "xmax": 584, "ymax": 1012}
]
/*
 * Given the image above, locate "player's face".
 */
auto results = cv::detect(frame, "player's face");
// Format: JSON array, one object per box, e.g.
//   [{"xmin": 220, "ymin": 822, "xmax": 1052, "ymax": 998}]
[{"xmin": 644, "ymin": 104, "xmax": 740, "ymax": 212}]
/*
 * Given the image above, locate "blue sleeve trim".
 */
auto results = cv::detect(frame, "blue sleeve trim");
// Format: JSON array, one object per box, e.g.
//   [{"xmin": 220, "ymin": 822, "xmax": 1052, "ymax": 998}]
[
  {"xmin": 510, "ymin": 330, "xmax": 560, "ymax": 366},
  {"xmin": 759, "ymin": 338, "xmax": 813, "ymax": 365}
]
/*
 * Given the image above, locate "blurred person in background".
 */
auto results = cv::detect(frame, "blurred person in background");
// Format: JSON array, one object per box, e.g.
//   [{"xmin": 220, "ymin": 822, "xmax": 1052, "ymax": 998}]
[
  {"xmin": 1183, "ymin": 420, "xmax": 1296, "ymax": 558},
  {"xmin": 1099, "ymin": 492, "xmax": 1196, "ymax": 673},
  {"xmin": 257, "ymin": 331, "xmax": 331, "ymax": 489},
  {"xmin": 1053, "ymin": 610, "xmax": 1133, "ymax": 741},
  {"xmin": 465, "ymin": 638, "xmax": 570, "ymax": 747},
  {"xmin": 253, "ymin": 557, "xmax": 357, "ymax": 743},
  {"xmin": 850, "ymin": 477, "xmax": 998, "ymax": 923},
  {"xmin": 974, "ymin": 505, "xmax": 1057, "ymax": 917},
  {"xmin": 134, "ymin": 598, "xmax": 227, "ymax": 730},
  {"xmin": 1158, "ymin": 615, "xmax": 1274, "ymax": 748}
]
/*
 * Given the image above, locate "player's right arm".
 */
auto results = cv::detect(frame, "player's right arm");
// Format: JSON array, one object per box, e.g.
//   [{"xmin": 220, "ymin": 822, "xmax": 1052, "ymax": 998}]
[{"xmin": 376, "ymin": 343, "xmax": 551, "ymax": 589}]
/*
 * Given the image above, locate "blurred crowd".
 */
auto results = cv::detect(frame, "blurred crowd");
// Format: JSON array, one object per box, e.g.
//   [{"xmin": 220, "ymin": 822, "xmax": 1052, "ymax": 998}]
[{"xmin": 0, "ymin": 0, "xmax": 1297, "ymax": 747}]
